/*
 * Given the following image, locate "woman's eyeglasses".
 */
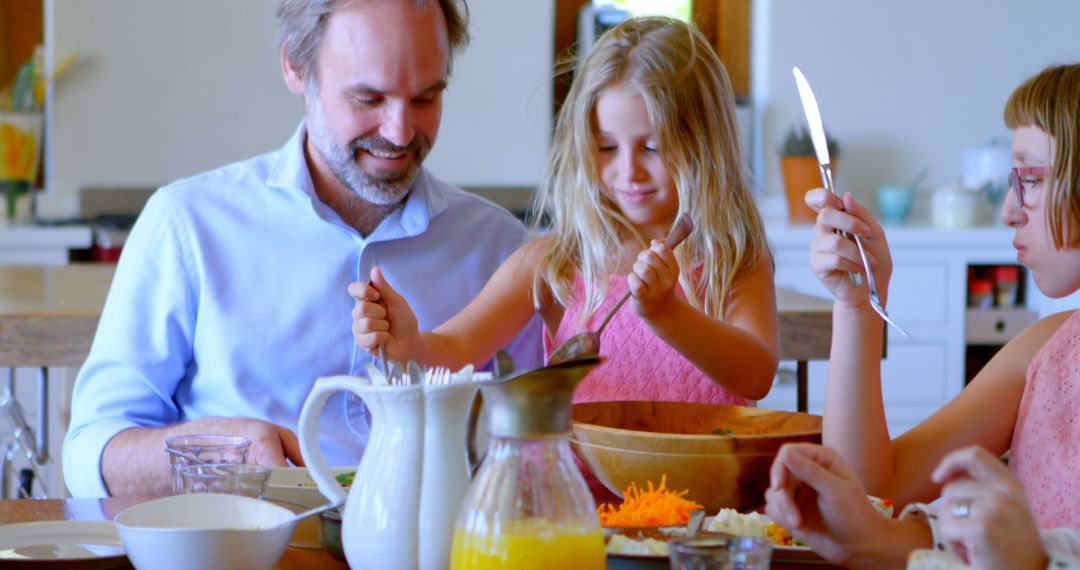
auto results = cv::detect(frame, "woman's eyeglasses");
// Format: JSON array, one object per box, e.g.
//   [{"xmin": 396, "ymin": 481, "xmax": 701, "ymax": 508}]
[{"xmin": 1008, "ymin": 166, "xmax": 1050, "ymax": 207}]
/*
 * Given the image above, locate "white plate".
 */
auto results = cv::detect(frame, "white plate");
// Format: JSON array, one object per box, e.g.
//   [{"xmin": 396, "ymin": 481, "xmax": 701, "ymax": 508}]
[
  {"xmin": 0, "ymin": 521, "xmax": 129, "ymax": 569},
  {"xmin": 265, "ymin": 466, "xmax": 354, "ymax": 507}
]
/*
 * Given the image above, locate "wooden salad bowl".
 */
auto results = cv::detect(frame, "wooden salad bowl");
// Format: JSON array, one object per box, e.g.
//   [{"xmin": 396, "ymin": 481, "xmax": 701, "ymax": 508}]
[{"xmin": 571, "ymin": 402, "xmax": 822, "ymax": 512}]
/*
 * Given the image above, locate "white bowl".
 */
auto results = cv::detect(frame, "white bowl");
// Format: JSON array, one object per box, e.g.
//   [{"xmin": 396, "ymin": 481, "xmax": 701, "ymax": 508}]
[{"xmin": 114, "ymin": 493, "xmax": 295, "ymax": 570}]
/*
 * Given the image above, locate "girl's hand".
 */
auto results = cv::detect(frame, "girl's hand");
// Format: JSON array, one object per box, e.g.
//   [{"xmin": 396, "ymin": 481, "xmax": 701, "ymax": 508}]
[
  {"xmin": 765, "ymin": 443, "xmax": 896, "ymax": 568},
  {"xmin": 628, "ymin": 239, "xmax": 681, "ymax": 320},
  {"xmin": 932, "ymin": 447, "xmax": 1048, "ymax": 570},
  {"xmin": 347, "ymin": 266, "xmax": 421, "ymax": 362},
  {"xmin": 806, "ymin": 189, "xmax": 892, "ymax": 311}
]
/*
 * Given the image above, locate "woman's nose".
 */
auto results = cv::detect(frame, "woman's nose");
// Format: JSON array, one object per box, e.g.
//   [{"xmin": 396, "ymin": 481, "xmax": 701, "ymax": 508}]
[
  {"xmin": 999, "ymin": 186, "xmax": 1026, "ymax": 227},
  {"xmin": 617, "ymin": 150, "xmax": 645, "ymax": 183}
]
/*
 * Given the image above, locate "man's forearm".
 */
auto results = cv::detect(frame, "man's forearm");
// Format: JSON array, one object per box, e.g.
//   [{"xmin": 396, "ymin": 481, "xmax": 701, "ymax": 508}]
[{"xmin": 101, "ymin": 426, "xmax": 177, "ymax": 496}]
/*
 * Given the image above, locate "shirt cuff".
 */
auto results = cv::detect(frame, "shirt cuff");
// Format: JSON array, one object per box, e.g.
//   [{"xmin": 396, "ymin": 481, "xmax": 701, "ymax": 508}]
[{"xmin": 62, "ymin": 418, "xmax": 138, "ymax": 498}]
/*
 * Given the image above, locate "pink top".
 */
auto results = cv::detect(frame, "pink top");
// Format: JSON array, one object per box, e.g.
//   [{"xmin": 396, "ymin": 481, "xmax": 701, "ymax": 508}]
[
  {"xmin": 544, "ymin": 274, "xmax": 752, "ymax": 406},
  {"xmin": 1008, "ymin": 310, "xmax": 1080, "ymax": 529}
]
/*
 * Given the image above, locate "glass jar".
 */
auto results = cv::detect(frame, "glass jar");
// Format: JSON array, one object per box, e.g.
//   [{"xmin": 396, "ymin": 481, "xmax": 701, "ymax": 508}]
[
  {"xmin": 450, "ymin": 357, "xmax": 605, "ymax": 570},
  {"xmin": 451, "ymin": 437, "xmax": 604, "ymax": 569}
]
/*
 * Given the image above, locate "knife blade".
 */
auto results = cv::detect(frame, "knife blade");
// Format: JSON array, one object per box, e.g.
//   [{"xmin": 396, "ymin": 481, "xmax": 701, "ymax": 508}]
[
  {"xmin": 793, "ymin": 67, "xmax": 831, "ymax": 167},
  {"xmin": 792, "ymin": 66, "xmax": 863, "ymax": 287}
]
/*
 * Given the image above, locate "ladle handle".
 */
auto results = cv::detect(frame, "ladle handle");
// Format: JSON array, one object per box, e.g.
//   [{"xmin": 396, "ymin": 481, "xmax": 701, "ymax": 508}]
[{"xmin": 595, "ymin": 214, "xmax": 694, "ymax": 334}]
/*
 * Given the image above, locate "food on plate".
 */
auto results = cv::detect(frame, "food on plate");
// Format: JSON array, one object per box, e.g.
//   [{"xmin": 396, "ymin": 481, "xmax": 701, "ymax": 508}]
[
  {"xmin": 298, "ymin": 470, "xmax": 356, "ymax": 488},
  {"xmin": 711, "ymin": 427, "xmax": 735, "ymax": 436},
  {"xmin": 605, "ymin": 533, "xmax": 668, "ymax": 556},
  {"xmin": 335, "ymin": 471, "xmax": 355, "ymax": 487},
  {"xmin": 869, "ymin": 495, "xmax": 894, "ymax": 518},
  {"xmin": 597, "ymin": 475, "xmax": 703, "ymax": 527}
]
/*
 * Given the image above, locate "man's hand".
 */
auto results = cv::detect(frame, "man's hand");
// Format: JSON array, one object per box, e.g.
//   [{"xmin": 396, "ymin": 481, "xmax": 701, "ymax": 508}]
[
  {"xmin": 102, "ymin": 417, "xmax": 303, "ymax": 496},
  {"xmin": 177, "ymin": 417, "xmax": 303, "ymax": 468}
]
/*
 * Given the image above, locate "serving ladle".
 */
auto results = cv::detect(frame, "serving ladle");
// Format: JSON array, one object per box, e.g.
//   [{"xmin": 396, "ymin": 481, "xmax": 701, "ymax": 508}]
[
  {"xmin": 547, "ymin": 213, "xmax": 694, "ymax": 366},
  {"xmin": 271, "ymin": 500, "xmax": 344, "ymax": 530}
]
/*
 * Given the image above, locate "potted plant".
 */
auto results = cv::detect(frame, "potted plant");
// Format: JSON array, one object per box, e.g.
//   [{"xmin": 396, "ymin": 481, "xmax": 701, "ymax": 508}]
[{"xmin": 779, "ymin": 126, "xmax": 839, "ymax": 223}]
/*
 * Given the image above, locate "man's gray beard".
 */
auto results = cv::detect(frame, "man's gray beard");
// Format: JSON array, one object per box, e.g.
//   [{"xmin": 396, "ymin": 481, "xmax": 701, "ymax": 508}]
[{"xmin": 306, "ymin": 100, "xmax": 428, "ymax": 206}]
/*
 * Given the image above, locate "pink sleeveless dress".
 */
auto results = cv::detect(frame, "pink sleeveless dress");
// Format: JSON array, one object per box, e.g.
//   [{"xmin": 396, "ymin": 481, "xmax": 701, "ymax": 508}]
[
  {"xmin": 1008, "ymin": 310, "xmax": 1080, "ymax": 529},
  {"xmin": 544, "ymin": 274, "xmax": 752, "ymax": 407}
]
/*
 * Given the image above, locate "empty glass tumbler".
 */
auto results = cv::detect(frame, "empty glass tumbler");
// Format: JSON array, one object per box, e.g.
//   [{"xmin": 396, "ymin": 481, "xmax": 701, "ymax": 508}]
[
  {"xmin": 668, "ymin": 535, "xmax": 773, "ymax": 570},
  {"xmin": 180, "ymin": 463, "xmax": 271, "ymax": 498},
  {"xmin": 164, "ymin": 434, "xmax": 251, "ymax": 494}
]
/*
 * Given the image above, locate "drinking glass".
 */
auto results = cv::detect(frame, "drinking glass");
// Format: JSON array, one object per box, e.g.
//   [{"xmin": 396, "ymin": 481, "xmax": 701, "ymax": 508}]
[
  {"xmin": 180, "ymin": 463, "xmax": 271, "ymax": 498},
  {"xmin": 164, "ymin": 434, "xmax": 251, "ymax": 494},
  {"xmin": 668, "ymin": 535, "xmax": 773, "ymax": 570}
]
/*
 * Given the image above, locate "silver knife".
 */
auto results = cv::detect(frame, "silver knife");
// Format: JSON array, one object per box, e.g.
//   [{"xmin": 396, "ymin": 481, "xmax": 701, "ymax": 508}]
[{"xmin": 792, "ymin": 66, "xmax": 863, "ymax": 287}]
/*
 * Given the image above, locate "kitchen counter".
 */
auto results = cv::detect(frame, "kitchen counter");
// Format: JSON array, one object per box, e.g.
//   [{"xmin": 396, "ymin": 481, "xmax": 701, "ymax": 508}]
[{"xmin": 0, "ymin": 220, "xmax": 92, "ymax": 265}]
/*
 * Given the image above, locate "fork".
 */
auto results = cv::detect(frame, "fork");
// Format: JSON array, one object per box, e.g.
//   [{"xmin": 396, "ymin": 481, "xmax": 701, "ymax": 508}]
[
  {"xmin": 820, "ymin": 164, "xmax": 908, "ymax": 337},
  {"xmin": 850, "ymin": 233, "xmax": 909, "ymax": 336}
]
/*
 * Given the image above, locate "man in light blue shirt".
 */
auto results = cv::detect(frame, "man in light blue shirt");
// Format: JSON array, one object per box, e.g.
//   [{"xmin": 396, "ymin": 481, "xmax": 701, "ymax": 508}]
[{"xmin": 63, "ymin": 0, "xmax": 542, "ymax": 497}]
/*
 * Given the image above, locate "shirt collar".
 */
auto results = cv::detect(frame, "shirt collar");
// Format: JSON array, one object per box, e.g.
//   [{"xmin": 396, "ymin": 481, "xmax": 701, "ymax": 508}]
[{"xmin": 265, "ymin": 121, "xmax": 450, "ymax": 241}]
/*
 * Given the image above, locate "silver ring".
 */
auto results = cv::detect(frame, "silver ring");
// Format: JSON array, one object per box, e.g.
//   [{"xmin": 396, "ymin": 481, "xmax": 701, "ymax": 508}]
[{"xmin": 951, "ymin": 500, "xmax": 972, "ymax": 519}]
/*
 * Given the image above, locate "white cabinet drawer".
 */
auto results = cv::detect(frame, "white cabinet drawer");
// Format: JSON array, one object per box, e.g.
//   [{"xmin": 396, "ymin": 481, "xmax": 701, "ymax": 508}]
[
  {"xmin": 887, "ymin": 264, "xmax": 949, "ymax": 328},
  {"xmin": 880, "ymin": 342, "xmax": 948, "ymax": 405},
  {"xmin": 965, "ymin": 309, "xmax": 1038, "ymax": 344}
]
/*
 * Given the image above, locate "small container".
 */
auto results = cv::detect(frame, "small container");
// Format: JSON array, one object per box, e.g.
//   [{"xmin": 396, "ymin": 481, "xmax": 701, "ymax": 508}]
[
  {"xmin": 992, "ymin": 266, "xmax": 1020, "ymax": 308},
  {"xmin": 667, "ymin": 535, "xmax": 773, "ymax": 570},
  {"xmin": 967, "ymin": 279, "xmax": 993, "ymax": 310},
  {"xmin": 180, "ymin": 463, "xmax": 271, "ymax": 498},
  {"xmin": 165, "ymin": 434, "xmax": 251, "ymax": 495}
]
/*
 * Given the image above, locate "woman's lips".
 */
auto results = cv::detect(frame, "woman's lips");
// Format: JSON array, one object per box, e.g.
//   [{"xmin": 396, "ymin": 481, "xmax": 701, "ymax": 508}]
[
  {"xmin": 617, "ymin": 189, "xmax": 656, "ymax": 204},
  {"xmin": 1013, "ymin": 240, "xmax": 1027, "ymax": 262}
]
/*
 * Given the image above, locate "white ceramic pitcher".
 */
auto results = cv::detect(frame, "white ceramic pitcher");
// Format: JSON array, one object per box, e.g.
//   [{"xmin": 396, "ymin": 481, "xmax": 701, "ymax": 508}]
[{"xmin": 298, "ymin": 376, "xmax": 478, "ymax": 570}]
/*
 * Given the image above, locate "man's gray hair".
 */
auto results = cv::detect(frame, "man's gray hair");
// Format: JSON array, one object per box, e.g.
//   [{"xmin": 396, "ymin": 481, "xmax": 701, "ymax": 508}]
[{"xmin": 276, "ymin": 0, "xmax": 470, "ymax": 91}]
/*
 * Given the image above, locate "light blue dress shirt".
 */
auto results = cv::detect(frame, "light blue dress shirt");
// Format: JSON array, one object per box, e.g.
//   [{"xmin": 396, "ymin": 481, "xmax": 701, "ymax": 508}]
[{"xmin": 63, "ymin": 124, "xmax": 543, "ymax": 498}]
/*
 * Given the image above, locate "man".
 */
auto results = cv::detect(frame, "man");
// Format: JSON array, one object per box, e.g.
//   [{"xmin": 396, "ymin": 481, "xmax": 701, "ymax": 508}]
[{"xmin": 63, "ymin": 0, "xmax": 542, "ymax": 498}]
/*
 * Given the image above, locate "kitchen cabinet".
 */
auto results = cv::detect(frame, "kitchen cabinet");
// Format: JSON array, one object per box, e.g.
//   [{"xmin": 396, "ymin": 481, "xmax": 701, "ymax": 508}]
[{"xmin": 761, "ymin": 222, "xmax": 1077, "ymax": 437}]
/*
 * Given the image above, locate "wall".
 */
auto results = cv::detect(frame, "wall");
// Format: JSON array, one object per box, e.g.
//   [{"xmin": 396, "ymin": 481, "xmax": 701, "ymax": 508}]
[
  {"xmin": 757, "ymin": 0, "xmax": 1080, "ymax": 210},
  {"xmin": 40, "ymin": 0, "xmax": 553, "ymax": 218}
]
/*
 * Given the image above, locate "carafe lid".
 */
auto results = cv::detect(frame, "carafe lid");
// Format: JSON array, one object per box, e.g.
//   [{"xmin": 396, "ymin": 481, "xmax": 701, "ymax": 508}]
[{"xmin": 481, "ymin": 357, "xmax": 601, "ymax": 438}]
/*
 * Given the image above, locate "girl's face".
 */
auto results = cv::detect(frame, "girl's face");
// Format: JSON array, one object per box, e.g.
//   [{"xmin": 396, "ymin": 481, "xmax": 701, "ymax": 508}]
[
  {"xmin": 1001, "ymin": 126, "xmax": 1080, "ymax": 298},
  {"xmin": 593, "ymin": 84, "xmax": 679, "ymax": 240}
]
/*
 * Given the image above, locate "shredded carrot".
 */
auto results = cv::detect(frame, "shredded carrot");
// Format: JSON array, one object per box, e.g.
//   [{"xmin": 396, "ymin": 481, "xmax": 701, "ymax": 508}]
[{"xmin": 597, "ymin": 475, "xmax": 703, "ymax": 528}]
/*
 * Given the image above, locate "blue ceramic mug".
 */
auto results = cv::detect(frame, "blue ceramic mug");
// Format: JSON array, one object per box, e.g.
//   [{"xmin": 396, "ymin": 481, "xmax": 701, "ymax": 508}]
[{"xmin": 876, "ymin": 185, "xmax": 914, "ymax": 223}]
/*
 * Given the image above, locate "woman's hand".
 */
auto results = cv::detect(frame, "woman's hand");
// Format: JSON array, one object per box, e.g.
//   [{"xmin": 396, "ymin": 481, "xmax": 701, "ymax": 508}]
[
  {"xmin": 806, "ymin": 189, "xmax": 893, "ymax": 311},
  {"xmin": 348, "ymin": 266, "xmax": 421, "ymax": 362},
  {"xmin": 628, "ymin": 240, "xmax": 681, "ymax": 320},
  {"xmin": 932, "ymin": 446, "xmax": 1048, "ymax": 570},
  {"xmin": 765, "ymin": 443, "xmax": 915, "ymax": 569}
]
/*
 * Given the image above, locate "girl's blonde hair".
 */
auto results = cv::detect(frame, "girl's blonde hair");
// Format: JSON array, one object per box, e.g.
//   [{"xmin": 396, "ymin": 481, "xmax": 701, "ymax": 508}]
[
  {"xmin": 1004, "ymin": 63, "xmax": 1080, "ymax": 248},
  {"xmin": 532, "ymin": 16, "xmax": 767, "ymax": 321}
]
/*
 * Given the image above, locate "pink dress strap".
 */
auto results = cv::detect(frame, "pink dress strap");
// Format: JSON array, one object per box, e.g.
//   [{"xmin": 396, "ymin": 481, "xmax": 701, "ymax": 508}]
[
  {"xmin": 544, "ymin": 274, "xmax": 752, "ymax": 407},
  {"xmin": 1008, "ymin": 310, "xmax": 1080, "ymax": 529}
]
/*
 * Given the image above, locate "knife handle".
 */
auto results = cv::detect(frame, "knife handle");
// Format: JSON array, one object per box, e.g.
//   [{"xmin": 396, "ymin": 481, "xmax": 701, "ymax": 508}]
[{"xmin": 817, "ymin": 164, "xmax": 864, "ymax": 288}]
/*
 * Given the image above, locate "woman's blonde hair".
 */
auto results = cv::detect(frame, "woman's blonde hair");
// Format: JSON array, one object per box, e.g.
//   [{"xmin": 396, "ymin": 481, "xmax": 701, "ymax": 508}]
[
  {"xmin": 1004, "ymin": 63, "xmax": 1080, "ymax": 248},
  {"xmin": 532, "ymin": 16, "xmax": 766, "ymax": 321}
]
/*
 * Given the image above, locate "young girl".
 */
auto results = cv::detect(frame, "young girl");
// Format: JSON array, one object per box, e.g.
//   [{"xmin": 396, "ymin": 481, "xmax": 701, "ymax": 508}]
[
  {"xmin": 349, "ymin": 16, "xmax": 778, "ymax": 405},
  {"xmin": 764, "ymin": 63, "xmax": 1080, "ymax": 568}
]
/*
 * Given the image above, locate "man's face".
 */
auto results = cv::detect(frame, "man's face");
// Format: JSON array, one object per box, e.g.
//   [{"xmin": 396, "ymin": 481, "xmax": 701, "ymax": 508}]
[{"xmin": 304, "ymin": 0, "xmax": 449, "ymax": 205}]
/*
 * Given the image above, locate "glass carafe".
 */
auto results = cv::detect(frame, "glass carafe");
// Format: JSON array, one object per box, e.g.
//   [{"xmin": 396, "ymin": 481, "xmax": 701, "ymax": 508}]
[{"xmin": 450, "ymin": 358, "xmax": 605, "ymax": 570}]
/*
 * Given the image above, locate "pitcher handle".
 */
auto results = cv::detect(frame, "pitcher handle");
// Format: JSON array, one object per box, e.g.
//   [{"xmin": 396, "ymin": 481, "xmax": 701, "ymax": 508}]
[{"xmin": 299, "ymin": 375, "xmax": 365, "ymax": 505}]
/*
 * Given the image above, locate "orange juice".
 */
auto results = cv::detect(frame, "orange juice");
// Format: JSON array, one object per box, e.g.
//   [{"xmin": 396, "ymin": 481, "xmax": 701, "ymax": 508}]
[{"xmin": 450, "ymin": 520, "xmax": 605, "ymax": 570}]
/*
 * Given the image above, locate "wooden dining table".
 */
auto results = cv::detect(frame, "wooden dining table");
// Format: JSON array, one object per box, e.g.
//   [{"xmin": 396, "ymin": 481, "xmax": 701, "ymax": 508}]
[{"xmin": 0, "ymin": 497, "xmax": 842, "ymax": 569}]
